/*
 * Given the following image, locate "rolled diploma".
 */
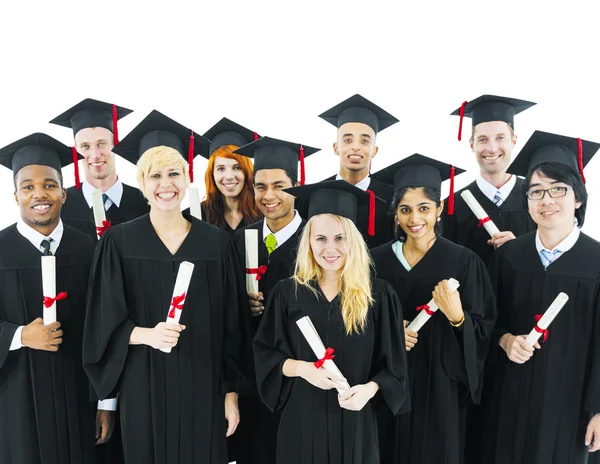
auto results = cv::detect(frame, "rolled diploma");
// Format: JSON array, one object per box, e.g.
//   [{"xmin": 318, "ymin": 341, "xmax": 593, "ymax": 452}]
[
  {"xmin": 460, "ymin": 190, "xmax": 501, "ymax": 238},
  {"xmin": 41, "ymin": 256, "xmax": 57, "ymax": 324},
  {"xmin": 407, "ymin": 278, "xmax": 460, "ymax": 332},
  {"xmin": 296, "ymin": 316, "xmax": 351, "ymax": 393},
  {"xmin": 525, "ymin": 292, "xmax": 569, "ymax": 346},
  {"xmin": 245, "ymin": 229, "xmax": 259, "ymax": 295},
  {"xmin": 160, "ymin": 261, "xmax": 195, "ymax": 353},
  {"xmin": 188, "ymin": 187, "xmax": 202, "ymax": 220},
  {"xmin": 91, "ymin": 190, "xmax": 107, "ymax": 227}
]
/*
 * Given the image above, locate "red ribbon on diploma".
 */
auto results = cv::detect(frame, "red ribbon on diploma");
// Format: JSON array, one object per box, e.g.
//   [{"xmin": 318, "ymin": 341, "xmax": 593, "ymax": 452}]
[
  {"xmin": 416, "ymin": 304, "xmax": 435, "ymax": 316},
  {"xmin": 477, "ymin": 217, "xmax": 491, "ymax": 228},
  {"xmin": 246, "ymin": 265, "xmax": 268, "ymax": 281},
  {"xmin": 168, "ymin": 293, "xmax": 186, "ymax": 319},
  {"xmin": 534, "ymin": 314, "xmax": 548, "ymax": 342},
  {"xmin": 314, "ymin": 347, "xmax": 336, "ymax": 368},
  {"xmin": 43, "ymin": 292, "xmax": 68, "ymax": 308},
  {"xmin": 96, "ymin": 220, "xmax": 112, "ymax": 237}
]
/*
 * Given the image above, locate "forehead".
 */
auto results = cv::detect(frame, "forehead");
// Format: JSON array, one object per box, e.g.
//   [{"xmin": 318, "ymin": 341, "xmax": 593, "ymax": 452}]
[
  {"xmin": 16, "ymin": 164, "xmax": 60, "ymax": 182},
  {"xmin": 213, "ymin": 156, "xmax": 239, "ymax": 166},
  {"xmin": 254, "ymin": 168, "xmax": 292, "ymax": 185},
  {"xmin": 398, "ymin": 187, "xmax": 433, "ymax": 205},
  {"xmin": 337, "ymin": 122, "xmax": 376, "ymax": 139},
  {"xmin": 473, "ymin": 120, "xmax": 512, "ymax": 137},
  {"xmin": 75, "ymin": 126, "xmax": 113, "ymax": 144},
  {"xmin": 311, "ymin": 214, "xmax": 343, "ymax": 233},
  {"xmin": 529, "ymin": 171, "xmax": 563, "ymax": 186}
]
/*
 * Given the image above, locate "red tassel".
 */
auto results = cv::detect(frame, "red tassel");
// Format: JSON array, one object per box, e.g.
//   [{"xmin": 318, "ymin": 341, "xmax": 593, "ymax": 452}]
[
  {"xmin": 71, "ymin": 146, "xmax": 81, "ymax": 190},
  {"xmin": 253, "ymin": 131, "xmax": 259, "ymax": 141},
  {"xmin": 458, "ymin": 100, "xmax": 467, "ymax": 141},
  {"xmin": 577, "ymin": 138, "xmax": 586, "ymax": 184},
  {"xmin": 111, "ymin": 104, "xmax": 119, "ymax": 146},
  {"xmin": 447, "ymin": 166, "xmax": 456, "ymax": 215},
  {"xmin": 188, "ymin": 130, "xmax": 195, "ymax": 183},
  {"xmin": 299, "ymin": 144, "xmax": 306, "ymax": 185},
  {"xmin": 367, "ymin": 189, "xmax": 376, "ymax": 236}
]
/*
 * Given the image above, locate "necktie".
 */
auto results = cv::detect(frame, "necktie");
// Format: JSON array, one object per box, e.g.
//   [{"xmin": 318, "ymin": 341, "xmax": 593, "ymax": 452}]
[
  {"xmin": 539, "ymin": 249, "xmax": 562, "ymax": 269},
  {"xmin": 265, "ymin": 233, "xmax": 277, "ymax": 257},
  {"xmin": 493, "ymin": 190, "xmax": 503, "ymax": 207},
  {"xmin": 102, "ymin": 193, "xmax": 109, "ymax": 209},
  {"xmin": 41, "ymin": 238, "xmax": 53, "ymax": 256}
]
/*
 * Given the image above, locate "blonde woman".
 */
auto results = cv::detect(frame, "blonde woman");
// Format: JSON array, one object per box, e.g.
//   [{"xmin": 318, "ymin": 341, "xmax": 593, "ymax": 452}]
[
  {"xmin": 83, "ymin": 110, "xmax": 247, "ymax": 464},
  {"xmin": 253, "ymin": 180, "xmax": 408, "ymax": 464}
]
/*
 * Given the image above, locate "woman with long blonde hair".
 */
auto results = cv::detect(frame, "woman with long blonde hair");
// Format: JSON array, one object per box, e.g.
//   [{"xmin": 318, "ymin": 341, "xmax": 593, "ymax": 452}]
[
  {"xmin": 83, "ymin": 110, "xmax": 247, "ymax": 464},
  {"xmin": 199, "ymin": 118, "xmax": 263, "ymax": 232},
  {"xmin": 253, "ymin": 180, "xmax": 408, "ymax": 464}
]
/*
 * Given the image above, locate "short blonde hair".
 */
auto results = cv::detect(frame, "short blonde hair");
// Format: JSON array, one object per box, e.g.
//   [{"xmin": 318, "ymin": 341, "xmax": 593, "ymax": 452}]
[
  {"xmin": 136, "ymin": 146, "xmax": 190, "ymax": 197},
  {"xmin": 294, "ymin": 214, "xmax": 374, "ymax": 335}
]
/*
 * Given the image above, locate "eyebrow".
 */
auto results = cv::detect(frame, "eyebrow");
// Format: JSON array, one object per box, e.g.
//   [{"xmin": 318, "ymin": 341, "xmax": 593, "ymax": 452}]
[
  {"xmin": 19, "ymin": 177, "xmax": 58, "ymax": 185},
  {"xmin": 398, "ymin": 201, "xmax": 432, "ymax": 207},
  {"xmin": 342, "ymin": 133, "xmax": 372, "ymax": 139},
  {"xmin": 529, "ymin": 180, "xmax": 562, "ymax": 188},
  {"xmin": 79, "ymin": 138, "xmax": 109, "ymax": 144}
]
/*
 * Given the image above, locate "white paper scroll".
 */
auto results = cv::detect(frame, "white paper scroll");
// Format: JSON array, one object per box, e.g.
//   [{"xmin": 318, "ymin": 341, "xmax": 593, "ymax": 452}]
[
  {"xmin": 460, "ymin": 190, "xmax": 501, "ymax": 238},
  {"xmin": 525, "ymin": 292, "xmax": 569, "ymax": 346},
  {"xmin": 188, "ymin": 187, "xmax": 202, "ymax": 220},
  {"xmin": 407, "ymin": 278, "xmax": 461, "ymax": 332},
  {"xmin": 245, "ymin": 229, "xmax": 260, "ymax": 295},
  {"xmin": 296, "ymin": 316, "xmax": 350, "ymax": 393},
  {"xmin": 161, "ymin": 261, "xmax": 195, "ymax": 353},
  {"xmin": 41, "ymin": 256, "xmax": 57, "ymax": 324},
  {"xmin": 91, "ymin": 190, "xmax": 107, "ymax": 227}
]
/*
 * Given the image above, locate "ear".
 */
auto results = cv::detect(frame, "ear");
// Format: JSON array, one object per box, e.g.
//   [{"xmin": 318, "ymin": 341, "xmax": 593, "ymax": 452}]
[
  {"xmin": 575, "ymin": 200, "xmax": 582, "ymax": 209},
  {"xmin": 371, "ymin": 145, "xmax": 379, "ymax": 160},
  {"xmin": 294, "ymin": 181, "xmax": 301, "ymax": 187},
  {"xmin": 438, "ymin": 199, "xmax": 445, "ymax": 216},
  {"xmin": 469, "ymin": 140, "xmax": 475, "ymax": 152},
  {"xmin": 61, "ymin": 187, "xmax": 67, "ymax": 204},
  {"xmin": 512, "ymin": 134, "xmax": 518, "ymax": 148},
  {"xmin": 332, "ymin": 142, "xmax": 338, "ymax": 156},
  {"xmin": 394, "ymin": 213, "xmax": 398, "ymax": 225},
  {"xmin": 14, "ymin": 190, "xmax": 18, "ymax": 206}
]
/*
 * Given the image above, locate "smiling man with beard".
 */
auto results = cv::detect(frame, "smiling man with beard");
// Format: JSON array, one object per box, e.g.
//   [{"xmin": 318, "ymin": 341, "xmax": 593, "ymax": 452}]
[{"xmin": 0, "ymin": 133, "xmax": 97, "ymax": 464}]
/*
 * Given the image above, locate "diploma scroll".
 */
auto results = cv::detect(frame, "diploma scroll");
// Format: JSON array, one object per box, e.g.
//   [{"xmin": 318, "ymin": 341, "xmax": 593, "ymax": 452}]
[
  {"xmin": 245, "ymin": 230, "xmax": 260, "ymax": 295},
  {"xmin": 460, "ymin": 190, "xmax": 501, "ymax": 238},
  {"xmin": 161, "ymin": 261, "xmax": 195, "ymax": 353},
  {"xmin": 188, "ymin": 187, "xmax": 203, "ymax": 220},
  {"xmin": 525, "ymin": 292, "xmax": 569, "ymax": 346},
  {"xmin": 91, "ymin": 190, "xmax": 110, "ymax": 238},
  {"xmin": 41, "ymin": 256, "xmax": 57, "ymax": 324},
  {"xmin": 407, "ymin": 278, "xmax": 460, "ymax": 332},
  {"xmin": 296, "ymin": 316, "xmax": 351, "ymax": 393}
]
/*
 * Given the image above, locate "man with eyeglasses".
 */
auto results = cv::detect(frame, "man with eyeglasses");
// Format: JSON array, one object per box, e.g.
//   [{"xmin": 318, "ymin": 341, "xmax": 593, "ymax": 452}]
[{"xmin": 480, "ymin": 131, "xmax": 600, "ymax": 463}]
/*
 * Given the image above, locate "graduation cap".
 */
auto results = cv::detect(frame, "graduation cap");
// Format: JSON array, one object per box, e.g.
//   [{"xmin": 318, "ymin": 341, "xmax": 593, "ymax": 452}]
[
  {"xmin": 234, "ymin": 136, "xmax": 320, "ymax": 185},
  {"xmin": 202, "ymin": 117, "xmax": 260, "ymax": 157},
  {"xmin": 371, "ymin": 154, "xmax": 466, "ymax": 215},
  {"xmin": 507, "ymin": 130, "xmax": 600, "ymax": 184},
  {"xmin": 318, "ymin": 94, "xmax": 399, "ymax": 134},
  {"xmin": 451, "ymin": 95, "xmax": 536, "ymax": 141},
  {"xmin": 112, "ymin": 110, "xmax": 210, "ymax": 183},
  {"xmin": 284, "ymin": 180, "xmax": 385, "ymax": 236},
  {"xmin": 0, "ymin": 132, "xmax": 75, "ymax": 176}
]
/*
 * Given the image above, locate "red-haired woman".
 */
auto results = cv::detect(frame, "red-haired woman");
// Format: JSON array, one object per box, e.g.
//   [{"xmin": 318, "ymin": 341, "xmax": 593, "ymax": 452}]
[{"xmin": 200, "ymin": 118, "xmax": 263, "ymax": 233}]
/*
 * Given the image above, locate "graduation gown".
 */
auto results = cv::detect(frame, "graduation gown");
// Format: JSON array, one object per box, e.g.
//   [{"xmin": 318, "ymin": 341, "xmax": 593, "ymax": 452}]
[
  {"xmin": 0, "ymin": 224, "xmax": 96, "ymax": 464},
  {"xmin": 371, "ymin": 237, "xmax": 496, "ymax": 464},
  {"xmin": 231, "ymin": 219, "xmax": 306, "ymax": 464},
  {"xmin": 254, "ymin": 278, "xmax": 409, "ymax": 464},
  {"xmin": 443, "ymin": 178, "xmax": 536, "ymax": 266},
  {"xmin": 82, "ymin": 214, "xmax": 247, "ymax": 464},
  {"xmin": 299, "ymin": 175, "xmax": 394, "ymax": 248},
  {"xmin": 61, "ymin": 183, "xmax": 150, "ymax": 241},
  {"xmin": 182, "ymin": 204, "xmax": 250, "ymax": 234},
  {"xmin": 481, "ymin": 232, "xmax": 600, "ymax": 464}
]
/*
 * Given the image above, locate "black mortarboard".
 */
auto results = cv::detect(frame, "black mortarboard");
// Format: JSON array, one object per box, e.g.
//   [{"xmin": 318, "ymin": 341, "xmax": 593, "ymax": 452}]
[
  {"xmin": 0, "ymin": 132, "xmax": 75, "ymax": 176},
  {"xmin": 371, "ymin": 154, "xmax": 466, "ymax": 215},
  {"xmin": 203, "ymin": 117, "xmax": 260, "ymax": 157},
  {"xmin": 234, "ymin": 136, "xmax": 320, "ymax": 185},
  {"xmin": 49, "ymin": 98, "xmax": 133, "ymax": 144},
  {"xmin": 284, "ymin": 180, "xmax": 385, "ymax": 236},
  {"xmin": 507, "ymin": 130, "xmax": 600, "ymax": 184},
  {"xmin": 112, "ymin": 110, "xmax": 210, "ymax": 183},
  {"xmin": 318, "ymin": 94, "xmax": 399, "ymax": 134},
  {"xmin": 451, "ymin": 94, "xmax": 536, "ymax": 141}
]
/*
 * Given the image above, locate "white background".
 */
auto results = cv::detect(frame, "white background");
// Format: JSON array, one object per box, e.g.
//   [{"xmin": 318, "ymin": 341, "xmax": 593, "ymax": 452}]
[{"xmin": 1, "ymin": 1, "xmax": 599, "ymax": 238}]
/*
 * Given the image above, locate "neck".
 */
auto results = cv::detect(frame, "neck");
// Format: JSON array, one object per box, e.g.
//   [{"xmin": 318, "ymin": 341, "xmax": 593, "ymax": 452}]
[
  {"xmin": 149, "ymin": 208, "xmax": 188, "ymax": 234},
  {"xmin": 404, "ymin": 232, "xmax": 436, "ymax": 255},
  {"xmin": 29, "ymin": 220, "xmax": 59, "ymax": 238},
  {"xmin": 223, "ymin": 195, "xmax": 241, "ymax": 214},
  {"xmin": 480, "ymin": 171, "xmax": 512, "ymax": 190},
  {"xmin": 538, "ymin": 222, "xmax": 575, "ymax": 250},
  {"xmin": 319, "ymin": 269, "xmax": 342, "ymax": 286},
  {"xmin": 339, "ymin": 166, "xmax": 369, "ymax": 185},
  {"xmin": 266, "ymin": 210, "xmax": 295, "ymax": 234},
  {"xmin": 86, "ymin": 171, "xmax": 118, "ymax": 192}
]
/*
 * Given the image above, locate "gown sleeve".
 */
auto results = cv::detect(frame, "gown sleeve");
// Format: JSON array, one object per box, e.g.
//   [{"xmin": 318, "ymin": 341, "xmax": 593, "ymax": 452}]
[
  {"xmin": 489, "ymin": 249, "xmax": 509, "ymax": 349},
  {"xmin": 0, "ymin": 319, "xmax": 19, "ymax": 369},
  {"xmin": 441, "ymin": 251, "xmax": 497, "ymax": 404},
  {"xmin": 583, "ymin": 281, "xmax": 600, "ymax": 414},
  {"xmin": 370, "ymin": 281, "xmax": 409, "ymax": 415},
  {"xmin": 252, "ymin": 281, "xmax": 295, "ymax": 413},
  {"xmin": 82, "ymin": 229, "xmax": 136, "ymax": 400}
]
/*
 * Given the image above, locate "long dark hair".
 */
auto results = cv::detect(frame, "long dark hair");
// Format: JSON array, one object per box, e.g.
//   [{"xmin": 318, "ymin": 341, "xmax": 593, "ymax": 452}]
[{"xmin": 390, "ymin": 186, "xmax": 443, "ymax": 242}]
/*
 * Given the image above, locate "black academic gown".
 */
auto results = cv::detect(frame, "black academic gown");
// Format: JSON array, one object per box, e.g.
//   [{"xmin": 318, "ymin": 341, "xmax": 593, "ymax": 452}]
[
  {"xmin": 443, "ymin": 178, "xmax": 536, "ymax": 266},
  {"xmin": 299, "ymin": 175, "xmax": 394, "ymax": 248},
  {"xmin": 182, "ymin": 205, "xmax": 250, "ymax": 235},
  {"xmin": 82, "ymin": 214, "xmax": 247, "ymax": 464},
  {"xmin": 254, "ymin": 278, "xmax": 409, "ymax": 464},
  {"xmin": 481, "ymin": 232, "xmax": 600, "ymax": 464},
  {"xmin": 231, "ymin": 219, "xmax": 306, "ymax": 464},
  {"xmin": 0, "ymin": 224, "xmax": 96, "ymax": 464},
  {"xmin": 371, "ymin": 237, "xmax": 496, "ymax": 464},
  {"xmin": 61, "ymin": 183, "xmax": 150, "ymax": 241}
]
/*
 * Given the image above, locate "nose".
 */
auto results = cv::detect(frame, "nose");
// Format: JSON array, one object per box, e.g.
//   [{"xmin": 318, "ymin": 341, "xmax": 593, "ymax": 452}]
[
  {"xmin": 32, "ymin": 185, "xmax": 49, "ymax": 199},
  {"xmin": 540, "ymin": 191, "xmax": 556, "ymax": 206}
]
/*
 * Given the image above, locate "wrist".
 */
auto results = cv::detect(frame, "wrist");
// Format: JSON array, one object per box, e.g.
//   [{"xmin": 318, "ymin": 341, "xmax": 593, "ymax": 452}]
[
  {"xmin": 129, "ymin": 327, "xmax": 148, "ymax": 345},
  {"xmin": 367, "ymin": 381, "xmax": 379, "ymax": 398}
]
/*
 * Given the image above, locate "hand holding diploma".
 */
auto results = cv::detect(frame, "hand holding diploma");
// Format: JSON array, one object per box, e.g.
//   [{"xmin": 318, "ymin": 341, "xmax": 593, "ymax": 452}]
[
  {"xmin": 407, "ymin": 278, "xmax": 460, "ymax": 332},
  {"xmin": 338, "ymin": 382, "xmax": 379, "ymax": 411},
  {"xmin": 244, "ymin": 230, "xmax": 262, "ymax": 295},
  {"xmin": 21, "ymin": 318, "xmax": 62, "ymax": 352},
  {"xmin": 91, "ymin": 190, "xmax": 111, "ymax": 238},
  {"xmin": 160, "ymin": 261, "xmax": 195, "ymax": 353},
  {"xmin": 461, "ymin": 190, "xmax": 500, "ymax": 238},
  {"xmin": 525, "ymin": 292, "xmax": 569, "ymax": 346},
  {"xmin": 500, "ymin": 334, "xmax": 540, "ymax": 364}
]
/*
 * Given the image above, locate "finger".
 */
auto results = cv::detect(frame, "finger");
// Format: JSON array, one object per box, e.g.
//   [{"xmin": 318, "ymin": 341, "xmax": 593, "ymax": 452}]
[
  {"xmin": 258, "ymin": 292, "xmax": 264, "ymax": 301},
  {"xmin": 32, "ymin": 317, "xmax": 44, "ymax": 324},
  {"xmin": 403, "ymin": 320, "xmax": 409, "ymax": 328},
  {"xmin": 225, "ymin": 416, "xmax": 237, "ymax": 437},
  {"xmin": 48, "ymin": 344, "xmax": 59, "ymax": 352},
  {"xmin": 534, "ymin": 341, "xmax": 541, "ymax": 349},
  {"xmin": 165, "ymin": 323, "xmax": 183, "ymax": 332},
  {"xmin": 98, "ymin": 424, "xmax": 110, "ymax": 445},
  {"xmin": 51, "ymin": 330, "xmax": 64, "ymax": 339},
  {"xmin": 95, "ymin": 417, "xmax": 101, "ymax": 440},
  {"xmin": 585, "ymin": 426, "xmax": 594, "ymax": 447},
  {"xmin": 591, "ymin": 435, "xmax": 600, "ymax": 452},
  {"xmin": 516, "ymin": 339, "xmax": 535, "ymax": 353},
  {"xmin": 48, "ymin": 321, "xmax": 61, "ymax": 330},
  {"xmin": 52, "ymin": 338, "xmax": 63, "ymax": 345},
  {"xmin": 179, "ymin": 325, "xmax": 186, "ymax": 331},
  {"xmin": 406, "ymin": 330, "xmax": 418, "ymax": 338}
]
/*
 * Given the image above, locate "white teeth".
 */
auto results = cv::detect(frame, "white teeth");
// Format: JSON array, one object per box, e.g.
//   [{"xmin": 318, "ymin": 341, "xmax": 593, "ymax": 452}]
[
  {"xmin": 90, "ymin": 162, "xmax": 104, "ymax": 167},
  {"xmin": 409, "ymin": 225, "xmax": 424, "ymax": 232},
  {"xmin": 223, "ymin": 183, "xmax": 238, "ymax": 188},
  {"xmin": 157, "ymin": 192, "xmax": 176, "ymax": 199},
  {"xmin": 33, "ymin": 205, "xmax": 50, "ymax": 211},
  {"xmin": 349, "ymin": 155, "xmax": 362, "ymax": 159},
  {"xmin": 484, "ymin": 155, "xmax": 501, "ymax": 160},
  {"xmin": 265, "ymin": 203, "xmax": 278, "ymax": 208}
]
